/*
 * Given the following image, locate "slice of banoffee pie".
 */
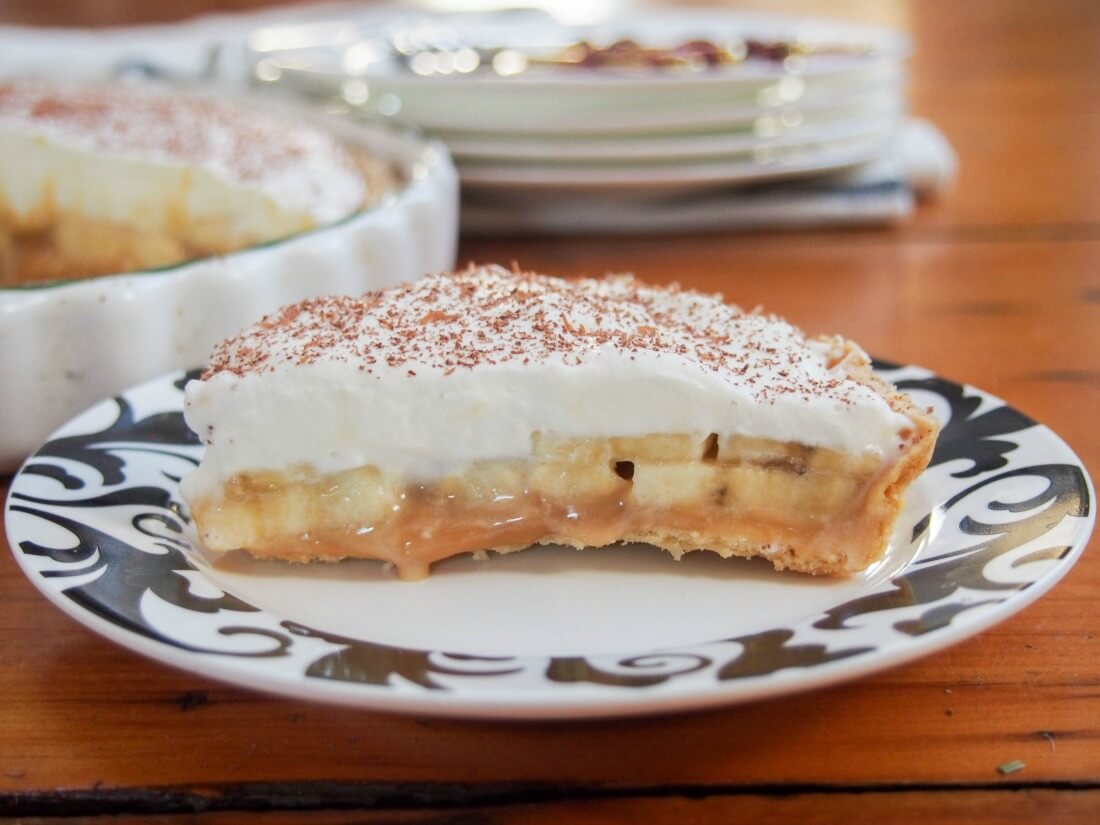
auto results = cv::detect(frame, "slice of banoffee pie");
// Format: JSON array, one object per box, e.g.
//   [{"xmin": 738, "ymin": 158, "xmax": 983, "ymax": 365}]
[{"xmin": 181, "ymin": 265, "xmax": 938, "ymax": 579}]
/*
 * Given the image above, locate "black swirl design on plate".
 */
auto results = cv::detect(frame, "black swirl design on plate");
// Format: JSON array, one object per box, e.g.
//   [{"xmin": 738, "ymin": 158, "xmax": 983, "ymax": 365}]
[
  {"xmin": 543, "ymin": 630, "xmax": 871, "ymax": 688},
  {"xmin": 6, "ymin": 367, "xmax": 1092, "ymax": 699},
  {"xmin": 894, "ymin": 375, "xmax": 1036, "ymax": 478},
  {"xmin": 25, "ymin": 370, "xmax": 202, "ymax": 490},
  {"xmin": 10, "ymin": 386, "xmax": 289, "ymax": 657},
  {"xmin": 546, "ymin": 652, "xmax": 712, "ymax": 687},
  {"xmin": 282, "ymin": 622, "xmax": 522, "ymax": 689},
  {"xmin": 813, "ymin": 463, "xmax": 1088, "ymax": 633},
  {"xmin": 715, "ymin": 629, "xmax": 872, "ymax": 680}
]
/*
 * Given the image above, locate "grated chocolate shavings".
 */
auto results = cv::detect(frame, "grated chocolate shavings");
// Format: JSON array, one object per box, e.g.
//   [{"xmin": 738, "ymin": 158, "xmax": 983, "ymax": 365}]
[
  {"xmin": 0, "ymin": 79, "xmax": 366, "ymax": 219},
  {"xmin": 203, "ymin": 264, "xmax": 868, "ymax": 406}
]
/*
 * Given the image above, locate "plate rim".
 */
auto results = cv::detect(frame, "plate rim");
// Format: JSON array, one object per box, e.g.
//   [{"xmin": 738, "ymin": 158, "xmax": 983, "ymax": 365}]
[
  {"xmin": 445, "ymin": 113, "xmax": 902, "ymax": 162},
  {"xmin": 456, "ymin": 136, "xmax": 890, "ymax": 191},
  {"xmin": 5, "ymin": 365, "xmax": 1095, "ymax": 719}
]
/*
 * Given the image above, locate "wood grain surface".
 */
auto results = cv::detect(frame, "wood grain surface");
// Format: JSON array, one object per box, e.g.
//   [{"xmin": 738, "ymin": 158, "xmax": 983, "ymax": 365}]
[{"xmin": 2, "ymin": 0, "xmax": 1099, "ymax": 822}]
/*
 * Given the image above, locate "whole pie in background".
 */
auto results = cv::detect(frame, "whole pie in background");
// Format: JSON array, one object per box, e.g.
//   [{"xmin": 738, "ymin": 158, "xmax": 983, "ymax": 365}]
[{"xmin": 0, "ymin": 79, "xmax": 398, "ymax": 284}]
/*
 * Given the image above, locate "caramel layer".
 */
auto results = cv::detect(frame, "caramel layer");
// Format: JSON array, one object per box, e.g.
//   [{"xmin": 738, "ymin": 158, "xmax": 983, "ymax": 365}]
[{"xmin": 190, "ymin": 431, "xmax": 935, "ymax": 578}]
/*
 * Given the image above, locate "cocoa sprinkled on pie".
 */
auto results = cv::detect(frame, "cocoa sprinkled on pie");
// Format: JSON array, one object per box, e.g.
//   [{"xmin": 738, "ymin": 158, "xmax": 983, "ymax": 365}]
[
  {"xmin": 204, "ymin": 264, "xmax": 863, "ymax": 405},
  {"xmin": 0, "ymin": 80, "xmax": 366, "ymax": 211}
]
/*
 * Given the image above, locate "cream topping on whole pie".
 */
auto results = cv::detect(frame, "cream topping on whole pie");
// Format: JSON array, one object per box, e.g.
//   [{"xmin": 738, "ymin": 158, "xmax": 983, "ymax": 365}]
[{"xmin": 0, "ymin": 79, "xmax": 385, "ymax": 283}]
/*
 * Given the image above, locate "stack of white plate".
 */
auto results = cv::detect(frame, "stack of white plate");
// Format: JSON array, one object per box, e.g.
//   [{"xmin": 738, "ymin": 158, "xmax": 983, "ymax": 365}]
[{"xmin": 249, "ymin": 7, "xmax": 912, "ymax": 230}]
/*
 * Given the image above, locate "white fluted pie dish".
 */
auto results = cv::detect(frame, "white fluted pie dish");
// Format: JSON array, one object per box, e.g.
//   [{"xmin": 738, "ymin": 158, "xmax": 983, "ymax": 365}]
[{"xmin": 0, "ymin": 111, "xmax": 458, "ymax": 472}]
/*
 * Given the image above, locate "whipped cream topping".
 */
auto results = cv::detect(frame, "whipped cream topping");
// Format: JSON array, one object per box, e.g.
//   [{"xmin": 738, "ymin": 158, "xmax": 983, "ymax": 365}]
[
  {"xmin": 182, "ymin": 265, "xmax": 916, "ymax": 497},
  {"xmin": 0, "ymin": 80, "xmax": 367, "ymax": 223}
]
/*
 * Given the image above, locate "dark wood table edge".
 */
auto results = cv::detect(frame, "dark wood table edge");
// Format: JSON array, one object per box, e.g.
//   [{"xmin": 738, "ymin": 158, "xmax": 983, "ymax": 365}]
[{"xmin": 5, "ymin": 778, "xmax": 1100, "ymax": 818}]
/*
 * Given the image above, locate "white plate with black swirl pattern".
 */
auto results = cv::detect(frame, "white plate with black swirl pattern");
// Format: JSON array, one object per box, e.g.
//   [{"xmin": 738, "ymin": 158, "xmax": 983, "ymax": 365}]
[{"xmin": 5, "ymin": 363, "xmax": 1094, "ymax": 719}]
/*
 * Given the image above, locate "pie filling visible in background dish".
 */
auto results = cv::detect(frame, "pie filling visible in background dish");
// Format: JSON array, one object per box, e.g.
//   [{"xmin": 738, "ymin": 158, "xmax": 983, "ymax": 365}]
[
  {"xmin": 181, "ymin": 265, "xmax": 939, "ymax": 579},
  {"xmin": 0, "ymin": 79, "xmax": 398, "ymax": 284}
]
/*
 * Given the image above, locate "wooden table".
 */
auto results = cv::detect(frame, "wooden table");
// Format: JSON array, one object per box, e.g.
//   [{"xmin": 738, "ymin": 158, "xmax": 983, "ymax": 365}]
[{"xmin": 2, "ymin": 1, "xmax": 1099, "ymax": 821}]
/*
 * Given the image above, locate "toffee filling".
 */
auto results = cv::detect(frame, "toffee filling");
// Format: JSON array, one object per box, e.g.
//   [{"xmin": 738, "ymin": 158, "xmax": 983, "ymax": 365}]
[{"xmin": 189, "ymin": 431, "xmax": 930, "ymax": 579}]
